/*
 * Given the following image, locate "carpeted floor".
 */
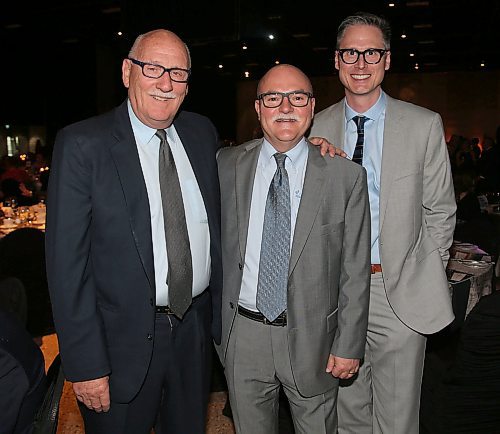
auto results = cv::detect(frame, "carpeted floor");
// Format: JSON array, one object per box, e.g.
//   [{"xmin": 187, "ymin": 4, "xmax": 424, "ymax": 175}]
[{"xmin": 40, "ymin": 334, "xmax": 235, "ymax": 434}]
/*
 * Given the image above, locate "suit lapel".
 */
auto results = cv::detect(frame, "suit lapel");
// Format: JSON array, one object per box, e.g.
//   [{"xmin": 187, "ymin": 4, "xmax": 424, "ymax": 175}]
[
  {"xmin": 236, "ymin": 140, "xmax": 262, "ymax": 263},
  {"xmin": 289, "ymin": 143, "xmax": 326, "ymax": 276},
  {"xmin": 379, "ymin": 96, "xmax": 404, "ymax": 231},
  {"xmin": 109, "ymin": 103, "xmax": 155, "ymax": 292}
]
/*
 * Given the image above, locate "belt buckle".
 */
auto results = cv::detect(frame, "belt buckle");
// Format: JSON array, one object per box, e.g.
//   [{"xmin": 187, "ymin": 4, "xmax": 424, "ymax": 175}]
[
  {"xmin": 156, "ymin": 305, "xmax": 174, "ymax": 314},
  {"xmin": 267, "ymin": 314, "xmax": 287, "ymax": 327}
]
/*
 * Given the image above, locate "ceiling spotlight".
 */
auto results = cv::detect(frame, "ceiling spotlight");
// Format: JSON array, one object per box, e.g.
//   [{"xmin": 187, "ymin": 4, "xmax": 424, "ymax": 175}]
[
  {"xmin": 244, "ymin": 71, "xmax": 250, "ymax": 78},
  {"xmin": 409, "ymin": 53, "xmax": 415, "ymax": 57},
  {"xmin": 275, "ymin": 60, "xmax": 280, "ymax": 64},
  {"xmin": 242, "ymin": 43, "xmax": 248, "ymax": 50},
  {"xmin": 117, "ymin": 31, "xmax": 123, "ymax": 36},
  {"xmin": 480, "ymin": 62, "xmax": 485, "ymax": 67},
  {"xmin": 401, "ymin": 33, "xmax": 407, "ymax": 39},
  {"xmin": 388, "ymin": 2, "xmax": 395, "ymax": 6},
  {"xmin": 268, "ymin": 34, "xmax": 275, "ymax": 40},
  {"xmin": 414, "ymin": 63, "xmax": 419, "ymax": 70},
  {"xmin": 218, "ymin": 64, "xmax": 224, "ymax": 69}
]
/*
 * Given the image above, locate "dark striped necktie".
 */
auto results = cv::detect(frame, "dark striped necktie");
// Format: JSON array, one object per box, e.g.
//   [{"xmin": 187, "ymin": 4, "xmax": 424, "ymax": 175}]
[{"xmin": 352, "ymin": 115, "xmax": 367, "ymax": 165}]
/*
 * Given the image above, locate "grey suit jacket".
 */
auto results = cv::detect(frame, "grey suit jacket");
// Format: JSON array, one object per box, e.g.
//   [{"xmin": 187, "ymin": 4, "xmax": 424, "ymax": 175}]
[
  {"xmin": 310, "ymin": 94, "xmax": 456, "ymax": 334},
  {"xmin": 217, "ymin": 139, "xmax": 371, "ymax": 397}
]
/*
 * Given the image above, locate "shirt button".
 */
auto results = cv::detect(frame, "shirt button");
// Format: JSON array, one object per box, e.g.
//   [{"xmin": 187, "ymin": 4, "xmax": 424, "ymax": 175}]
[{"xmin": 147, "ymin": 334, "xmax": 153, "ymax": 341}]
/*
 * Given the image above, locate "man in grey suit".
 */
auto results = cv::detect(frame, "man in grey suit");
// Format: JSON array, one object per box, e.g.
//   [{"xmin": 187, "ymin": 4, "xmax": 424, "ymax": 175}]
[
  {"xmin": 310, "ymin": 12, "xmax": 456, "ymax": 433},
  {"xmin": 217, "ymin": 64, "xmax": 371, "ymax": 433}
]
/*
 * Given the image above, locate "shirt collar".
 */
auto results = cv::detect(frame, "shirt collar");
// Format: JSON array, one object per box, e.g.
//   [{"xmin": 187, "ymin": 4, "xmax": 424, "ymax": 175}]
[
  {"xmin": 344, "ymin": 90, "xmax": 387, "ymax": 123},
  {"xmin": 127, "ymin": 100, "xmax": 175, "ymax": 144},
  {"xmin": 261, "ymin": 137, "xmax": 308, "ymax": 170},
  {"xmin": 127, "ymin": 99, "xmax": 164, "ymax": 144}
]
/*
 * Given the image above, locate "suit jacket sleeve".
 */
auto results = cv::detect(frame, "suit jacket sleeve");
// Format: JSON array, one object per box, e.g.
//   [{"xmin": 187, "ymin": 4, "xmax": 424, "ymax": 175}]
[
  {"xmin": 45, "ymin": 128, "xmax": 110, "ymax": 382},
  {"xmin": 331, "ymin": 167, "xmax": 371, "ymax": 359},
  {"xmin": 0, "ymin": 349, "xmax": 28, "ymax": 432},
  {"xmin": 422, "ymin": 113, "xmax": 456, "ymax": 265}
]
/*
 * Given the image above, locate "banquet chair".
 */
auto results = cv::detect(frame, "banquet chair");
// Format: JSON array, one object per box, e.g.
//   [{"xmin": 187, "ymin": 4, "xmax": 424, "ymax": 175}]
[
  {"xmin": 32, "ymin": 354, "xmax": 64, "ymax": 434},
  {"xmin": 0, "ymin": 275, "xmax": 27, "ymax": 325},
  {"xmin": 0, "ymin": 228, "xmax": 54, "ymax": 338}
]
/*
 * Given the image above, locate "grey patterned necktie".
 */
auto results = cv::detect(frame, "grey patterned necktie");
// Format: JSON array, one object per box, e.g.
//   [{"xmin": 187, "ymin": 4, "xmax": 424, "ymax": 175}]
[
  {"xmin": 352, "ymin": 115, "xmax": 367, "ymax": 165},
  {"xmin": 156, "ymin": 129, "xmax": 192, "ymax": 318},
  {"xmin": 256, "ymin": 152, "xmax": 291, "ymax": 322}
]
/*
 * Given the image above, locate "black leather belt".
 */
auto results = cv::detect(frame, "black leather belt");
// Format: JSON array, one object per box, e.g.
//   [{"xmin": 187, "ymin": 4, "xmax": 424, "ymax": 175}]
[
  {"xmin": 155, "ymin": 291, "xmax": 208, "ymax": 315},
  {"xmin": 155, "ymin": 305, "xmax": 175, "ymax": 314},
  {"xmin": 238, "ymin": 305, "xmax": 287, "ymax": 326}
]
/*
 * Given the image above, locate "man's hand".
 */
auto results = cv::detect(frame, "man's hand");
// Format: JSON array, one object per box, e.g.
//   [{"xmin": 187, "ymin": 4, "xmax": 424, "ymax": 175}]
[
  {"xmin": 326, "ymin": 355, "xmax": 360, "ymax": 380},
  {"xmin": 73, "ymin": 376, "xmax": 110, "ymax": 412},
  {"xmin": 309, "ymin": 136, "xmax": 347, "ymax": 158}
]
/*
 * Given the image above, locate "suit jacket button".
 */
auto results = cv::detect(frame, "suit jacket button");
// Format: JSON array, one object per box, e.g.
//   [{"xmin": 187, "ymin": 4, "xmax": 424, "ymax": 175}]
[
  {"xmin": 149, "ymin": 298, "xmax": 154, "ymax": 306},
  {"xmin": 229, "ymin": 302, "xmax": 234, "ymax": 309},
  {"xmin": 238, "ymin": 263, "xmax": 243, "ymax": 270},
  {"xmin": 147, "ymin": 334, "xmax": 153, "ymax": 341}
]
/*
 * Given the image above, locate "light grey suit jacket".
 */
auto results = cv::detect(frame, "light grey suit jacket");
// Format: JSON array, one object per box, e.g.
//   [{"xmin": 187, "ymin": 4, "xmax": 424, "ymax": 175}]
[
  {"xmin": 217, "ymin": 139, "xmax": 371, "ymax": 397},
  {"xmin": 310, "ymin": 94, "xmax": 456, "ymax": 334}
]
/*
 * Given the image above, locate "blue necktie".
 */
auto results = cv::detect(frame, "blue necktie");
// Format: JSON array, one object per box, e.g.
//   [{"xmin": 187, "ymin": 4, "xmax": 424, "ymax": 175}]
[{"xmin": 256, "ymin": 153, "xmax": 291, "ymax": 322}]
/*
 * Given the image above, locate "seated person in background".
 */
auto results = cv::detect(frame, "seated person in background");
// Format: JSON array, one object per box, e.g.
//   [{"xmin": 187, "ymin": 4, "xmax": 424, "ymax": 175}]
[
  {"xmin": 0, "ymin": 156, "xmax": 31, "ymax": 184},
  {"xmin": 0, "ymin": 280, "xmax": 48, "ymax": 434},
  {"xmin": 454, "ymin": 170, "xmax": 481, "ymax": 222},
  {"xmin": 1, "ymin": 178, "xmax": 37, "ymax": 206},
  {"xmin": 454, "ymin": 170, "xmax": 499, "ymax": 257}
]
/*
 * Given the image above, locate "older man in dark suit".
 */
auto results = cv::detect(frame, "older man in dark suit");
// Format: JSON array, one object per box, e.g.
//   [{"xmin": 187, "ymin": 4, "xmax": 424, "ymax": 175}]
[{"xmin": 46, "ymin": 29, "xmax": 222, "ymax": 434}]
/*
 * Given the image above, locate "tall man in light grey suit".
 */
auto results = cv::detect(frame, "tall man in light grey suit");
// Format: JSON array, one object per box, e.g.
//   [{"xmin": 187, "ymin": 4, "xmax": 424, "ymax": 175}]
[
  {"xmin": 216, "ymin": 64, "xmax": 371, "ymax": 433},
  {"xmin": 310, "ymin": 12, "xmax": 456, "ymax": 433}
]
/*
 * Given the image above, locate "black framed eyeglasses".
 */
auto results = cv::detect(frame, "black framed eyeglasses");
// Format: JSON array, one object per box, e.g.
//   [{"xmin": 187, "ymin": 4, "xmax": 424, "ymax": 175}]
[
  {"xmin": 257, "ymin": 91, "xmax": 313, "ymax": 108},
  {"xmin": 337, "ymin": 48, "xmax": 388, "ymax": 64},
  {"xmin": 128, "ymin": 57, "xmax": 191, "ymax": 82}
]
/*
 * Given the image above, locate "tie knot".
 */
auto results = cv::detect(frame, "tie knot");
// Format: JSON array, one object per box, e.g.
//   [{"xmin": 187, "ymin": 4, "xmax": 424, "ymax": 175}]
[
  {"xmin": 352, "ymin": 115, "xmax": 367, "ymax": 131},
  {"xmin": 274, "ymin": 152, "xmax": 287, "ymax": 170},
  {"xmin": 156, "ymin": 129, "xmax": 167, "ymax": 142}
]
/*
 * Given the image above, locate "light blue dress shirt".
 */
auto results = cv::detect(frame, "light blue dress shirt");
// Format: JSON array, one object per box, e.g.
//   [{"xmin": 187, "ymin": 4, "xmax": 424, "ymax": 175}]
[
  {"xmin": 128, "ymin": 102, "xmax": 211, "ymax": 306},
  {"xmin": 344, "ymin": 91, "xmax": 387, "ymax": 263},
  {"xmin": 239, "ymin": 138, "xmax": 309, "ymax": 311}
]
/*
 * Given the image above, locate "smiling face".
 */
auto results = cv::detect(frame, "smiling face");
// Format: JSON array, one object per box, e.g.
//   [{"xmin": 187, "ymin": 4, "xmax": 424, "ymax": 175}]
[
  {"xmin": 255, "ymin": 65, "xmax": 315, "ymax": 153},
  {"xmin": 335, "ymin": 24, "xmax": 391, "ymax": 112},
  {"xmin": 122, "ymin": 30, "xmax": 189, "ymax": 129}
]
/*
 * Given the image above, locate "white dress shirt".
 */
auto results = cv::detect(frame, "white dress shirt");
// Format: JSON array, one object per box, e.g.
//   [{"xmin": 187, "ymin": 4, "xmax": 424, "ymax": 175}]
[
  {"xmin": 238, "ymin": 138, "xmax": 308, "ymax": 312},
  {"xmin": 128, "ymin": 102, "xmax": 211, "ymax": 306}
]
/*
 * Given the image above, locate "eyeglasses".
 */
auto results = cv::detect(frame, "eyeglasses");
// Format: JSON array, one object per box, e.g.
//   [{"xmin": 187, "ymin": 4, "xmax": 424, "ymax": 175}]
[
  {"xmin": 337, "ymin": 48, "xmax": 388, "ymax": 64},
  {"xmin": 128, "ymin": 57, "xmax": 191, "ymax": 82},
  {"xmin": 257, "ymin": 91, "xmax": 313, "ymax": 108}
]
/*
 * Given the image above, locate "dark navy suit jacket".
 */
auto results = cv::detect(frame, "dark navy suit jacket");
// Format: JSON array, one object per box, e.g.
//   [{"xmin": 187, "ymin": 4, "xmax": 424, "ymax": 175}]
[{"xmin": 45, "ymin": 101, "xmax": 222, "ymax": 403}]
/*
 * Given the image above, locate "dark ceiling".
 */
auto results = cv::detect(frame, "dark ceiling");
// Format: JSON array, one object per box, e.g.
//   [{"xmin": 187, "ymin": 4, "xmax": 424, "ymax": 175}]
[{"xmin": 1, "ymin": 0, "xmax": 499, "ymax": 139}]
